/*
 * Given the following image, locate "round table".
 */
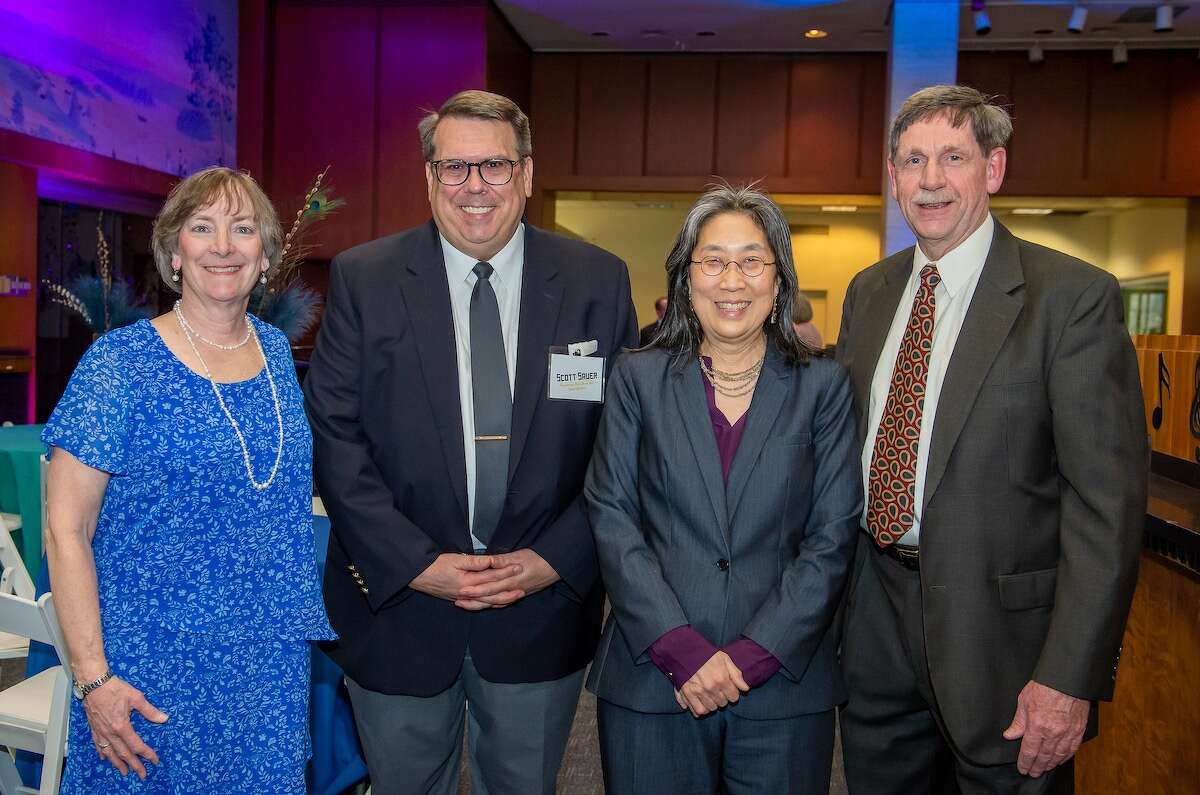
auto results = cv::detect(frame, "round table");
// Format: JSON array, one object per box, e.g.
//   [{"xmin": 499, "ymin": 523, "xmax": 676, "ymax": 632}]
[{"xmin": 0, "ymin": 424, "xmax": 45, "ymax": 575}]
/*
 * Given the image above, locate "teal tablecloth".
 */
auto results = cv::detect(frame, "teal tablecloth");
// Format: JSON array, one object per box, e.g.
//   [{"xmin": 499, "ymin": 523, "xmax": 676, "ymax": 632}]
[{"xmin": 0, "ymin": 424, "xmax": 46, "ymax": 574}]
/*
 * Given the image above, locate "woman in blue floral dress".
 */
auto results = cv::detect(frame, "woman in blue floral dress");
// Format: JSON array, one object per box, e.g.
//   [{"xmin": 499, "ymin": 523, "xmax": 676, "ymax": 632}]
[{"xmin": 42, "ymin": 167, "xmax": 335, "ymax": 793}]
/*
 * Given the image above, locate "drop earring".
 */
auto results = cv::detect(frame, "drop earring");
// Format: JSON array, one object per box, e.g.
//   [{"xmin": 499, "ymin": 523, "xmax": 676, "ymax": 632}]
[
  {"xmin": 770, "ymin": 296, "xmax": 778, "ymax": 325},
  {"xmin": 171, "ymin": 269, "xmax": 180, "ymax": 283},
  {"xmin": 260, "ymin": 271, "xmax": 268, "ymax": 285}
]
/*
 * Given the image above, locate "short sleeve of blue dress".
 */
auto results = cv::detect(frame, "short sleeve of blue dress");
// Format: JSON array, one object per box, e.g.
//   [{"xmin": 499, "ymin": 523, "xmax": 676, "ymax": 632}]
[{"xmin": 42, "ymin": 319, "xmax": 335, "ymax": 642}]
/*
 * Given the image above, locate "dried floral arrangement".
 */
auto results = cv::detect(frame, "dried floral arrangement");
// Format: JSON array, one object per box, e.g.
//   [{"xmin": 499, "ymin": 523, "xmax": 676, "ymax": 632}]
[
  {"xmin": 41, "ymin": 213, "xmax": 152, "ymax": 333},
  {"xmin": 250, "ymin": 166, "xmax": 344, "ymax": 341}
]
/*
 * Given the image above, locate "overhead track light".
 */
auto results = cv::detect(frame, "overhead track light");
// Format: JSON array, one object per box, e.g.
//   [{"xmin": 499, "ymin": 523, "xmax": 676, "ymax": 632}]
[
  {"xmin": 972, "ymin": 1, "xmax": 991, "ymax": 35},
  {"xmin": 1029, "ymin": 42, "xmax": 1044, "ymax": 64},
  {"xmin": 1067, "ymin": 5, "xmax": 1087, "ymax": 34},
  {"xmin": 1113, "ymin": 42, "xmax": 1129, "ymax": 65},
  {"xmin": 1155, "ymin": 5, "xmax": 1174, "ymax": 33}
]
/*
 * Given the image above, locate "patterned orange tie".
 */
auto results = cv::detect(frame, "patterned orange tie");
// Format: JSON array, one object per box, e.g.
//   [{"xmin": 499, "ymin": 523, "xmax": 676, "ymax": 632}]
[{"xmin": 867, "ymin": 263, "xmax": 941, "ymax": 547}]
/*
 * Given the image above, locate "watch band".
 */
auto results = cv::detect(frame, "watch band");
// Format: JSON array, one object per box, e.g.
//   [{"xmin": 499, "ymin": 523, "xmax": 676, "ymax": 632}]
[{"xmin": 74, "ymin": 669, "xmax": 114, "ymax": 700}]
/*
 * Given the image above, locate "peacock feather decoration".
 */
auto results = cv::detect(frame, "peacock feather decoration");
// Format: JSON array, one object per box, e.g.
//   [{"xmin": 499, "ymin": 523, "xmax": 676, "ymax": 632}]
[
  {"xmin": 251, "ymin": 166, "xmax": 344, "ymax": 341},
  {"xmin": 41, "ymin": 212, "xmax": 152, "ymax": 334}
]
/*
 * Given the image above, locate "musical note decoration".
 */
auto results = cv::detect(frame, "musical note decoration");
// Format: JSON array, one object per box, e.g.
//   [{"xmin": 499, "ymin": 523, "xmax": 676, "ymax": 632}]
[{"xmin": 1153, "ymin": 352, "xmax": 1171, "ymax": 430}]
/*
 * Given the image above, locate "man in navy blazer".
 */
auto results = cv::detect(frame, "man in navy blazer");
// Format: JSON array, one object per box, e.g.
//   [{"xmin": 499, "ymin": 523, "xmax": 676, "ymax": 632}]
[{"xmin": 304, "ymin": 90, "xmax": 637, "ymax": 794}]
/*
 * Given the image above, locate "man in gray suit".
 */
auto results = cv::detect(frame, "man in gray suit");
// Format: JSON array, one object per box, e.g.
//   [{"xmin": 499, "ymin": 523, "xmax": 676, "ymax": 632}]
[{"xmin": 837, "ymin": 85, "xmax": 1147, "ymax": 794}]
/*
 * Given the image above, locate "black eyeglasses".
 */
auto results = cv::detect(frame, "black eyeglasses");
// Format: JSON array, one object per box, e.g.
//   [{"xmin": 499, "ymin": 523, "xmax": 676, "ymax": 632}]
[
  {"xmin": 430, "ymin": 158, "xmax": 521, "ymax": 186},
  {"xmin": 689, "ymin": 256, "xmax": 776, "ymax": 278}
]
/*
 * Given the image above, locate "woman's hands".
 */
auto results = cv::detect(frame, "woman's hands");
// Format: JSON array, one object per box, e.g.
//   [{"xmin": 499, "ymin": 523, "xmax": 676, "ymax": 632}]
[
  {"xmin": 673, "ymin": 651, "xmax": 749, "ymax": 718},
  {"xmin": 84, "ymin": 676, "xmax": 168, "ymax": 779}
]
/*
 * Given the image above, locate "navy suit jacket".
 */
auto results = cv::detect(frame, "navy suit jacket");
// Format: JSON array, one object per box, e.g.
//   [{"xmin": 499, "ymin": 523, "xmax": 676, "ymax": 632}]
[
  {"xmin": 584, "ymin": 344, "xmax": 862, "ymax": 718},
  {"xmin": 304, "ymin": 220, "xmax": 637, "ymax": 695}
]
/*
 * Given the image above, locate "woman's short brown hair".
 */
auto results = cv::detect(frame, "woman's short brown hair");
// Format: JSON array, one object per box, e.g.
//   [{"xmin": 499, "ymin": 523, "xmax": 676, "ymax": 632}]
[{"xmin": 151, "ymin": 167, "xmax": 282, "ymax": 293}]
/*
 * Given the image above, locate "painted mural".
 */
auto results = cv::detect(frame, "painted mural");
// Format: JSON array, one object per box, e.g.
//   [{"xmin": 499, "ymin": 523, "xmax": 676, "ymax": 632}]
[{"xmin": 0, "ymin": 0, "xmax": 237, "ymax": 176}]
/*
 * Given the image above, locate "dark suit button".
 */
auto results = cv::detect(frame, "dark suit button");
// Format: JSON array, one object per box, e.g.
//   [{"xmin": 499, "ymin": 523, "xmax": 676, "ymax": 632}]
[{"xmin": 716, "ymin": 559, "xmax": 729, "ymax": 571}]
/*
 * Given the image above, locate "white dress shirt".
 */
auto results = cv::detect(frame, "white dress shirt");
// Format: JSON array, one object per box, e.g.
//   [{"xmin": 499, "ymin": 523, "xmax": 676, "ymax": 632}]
[
  {"xmin": 440, "ymin": 223, "xmax": 525, "ymax": 550},
  {"xmin": 861, "ymin": 214, "xmax": 995, "ymax": 546}
]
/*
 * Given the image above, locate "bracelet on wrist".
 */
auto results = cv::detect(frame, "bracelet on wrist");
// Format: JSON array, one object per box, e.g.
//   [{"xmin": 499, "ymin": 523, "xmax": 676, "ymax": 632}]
[{"xmin": 72, "ymin": 669, "xmax": 114, "ymax": 701}]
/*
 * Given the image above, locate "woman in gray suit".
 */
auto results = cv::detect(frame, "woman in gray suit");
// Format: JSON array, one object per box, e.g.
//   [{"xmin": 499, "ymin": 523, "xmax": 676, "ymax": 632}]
[{"xmin": 584, "ymin": 185, "xmax": 862, "ymax": 794}]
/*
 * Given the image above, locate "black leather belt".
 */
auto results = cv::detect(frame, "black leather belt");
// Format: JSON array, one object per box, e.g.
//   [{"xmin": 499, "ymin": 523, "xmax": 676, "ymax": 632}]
[{"xmin": 878, "ymin": 543, "xmax": 920, "ymax": 571}]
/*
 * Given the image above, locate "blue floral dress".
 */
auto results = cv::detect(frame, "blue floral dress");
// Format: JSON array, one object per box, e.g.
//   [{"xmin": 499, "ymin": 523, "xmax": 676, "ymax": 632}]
[{"xmin": 42, "ymin": 317, "xmax": 336, "ymax": 793}]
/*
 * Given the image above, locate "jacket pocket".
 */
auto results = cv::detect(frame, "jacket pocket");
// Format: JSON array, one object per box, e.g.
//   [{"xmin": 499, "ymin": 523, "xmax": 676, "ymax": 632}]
[{"xmin": 997, "ymin": 567, "xmax": 1057, "ymax": 611}]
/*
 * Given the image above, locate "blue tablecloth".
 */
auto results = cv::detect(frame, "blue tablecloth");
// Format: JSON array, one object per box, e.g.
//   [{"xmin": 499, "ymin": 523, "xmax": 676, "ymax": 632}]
[{"xmin": 21, "ymin": 515, "xmax": 367, "ymax": 794}]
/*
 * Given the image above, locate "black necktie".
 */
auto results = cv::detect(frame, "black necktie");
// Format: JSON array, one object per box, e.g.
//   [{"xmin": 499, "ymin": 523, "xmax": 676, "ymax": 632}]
[{"xmin": 470, "ymin": 261, "xmax": 512, "ymax": 546}]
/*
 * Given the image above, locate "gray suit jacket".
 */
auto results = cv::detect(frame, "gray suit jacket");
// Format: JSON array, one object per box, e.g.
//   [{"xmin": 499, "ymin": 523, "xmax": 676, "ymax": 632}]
[
  {"xmin": 836, "ymin": 219, "xmax": 1148, "ymax": 764},
  {"xmin": 584, "ymin": 344, "xmax": 862, "ymax": 719}
]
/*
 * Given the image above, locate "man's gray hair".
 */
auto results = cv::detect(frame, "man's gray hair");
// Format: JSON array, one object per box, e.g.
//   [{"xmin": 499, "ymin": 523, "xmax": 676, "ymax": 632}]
[
  {"xmin": 418, "ymin": 90, "xmax": 532, "ymax": 160},
  {"xmin": 888, "ymin": 85, "xmax": 1012, "ymax": 163}
]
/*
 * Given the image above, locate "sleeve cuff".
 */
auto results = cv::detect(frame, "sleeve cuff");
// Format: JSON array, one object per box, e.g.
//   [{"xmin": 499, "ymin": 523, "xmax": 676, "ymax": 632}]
[
  {"xmin": 648, "ymin": 625, "xmax": 718, "ymax": 688},
  {"xmin": 723, "ymin": 637, "xmax": 781, "ymax": 688}
]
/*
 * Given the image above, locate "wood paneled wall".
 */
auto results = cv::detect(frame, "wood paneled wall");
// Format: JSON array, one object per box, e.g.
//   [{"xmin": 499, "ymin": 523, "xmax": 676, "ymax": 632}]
[
  {"xmin": 260, "ymin": 1, "xmax": 530, "ymax": 257},
  {"xmin": 530, "ymin": 50, "xmax": 1200, "ymax": 198},
  {"xmin": 531, "ymin": 53, "xmax": 887, "ymax": 194}
]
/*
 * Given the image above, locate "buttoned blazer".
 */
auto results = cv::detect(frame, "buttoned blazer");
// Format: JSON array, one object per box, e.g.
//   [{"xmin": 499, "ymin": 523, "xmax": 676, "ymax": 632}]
[
  {"xmin": 584, "ymin": 344, "xmax": 862, "ymax": 719},
  {"xmin": 836, "ymin": 219, "xmax": 1148, "ymax": 765},
  {"xmin": 304, "ymin": 220, "xmax": 638, "ymax": 696}
]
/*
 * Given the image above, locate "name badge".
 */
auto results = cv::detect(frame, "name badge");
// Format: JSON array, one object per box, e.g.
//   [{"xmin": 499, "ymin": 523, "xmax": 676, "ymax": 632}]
[{"xmin": 547, "ymin": 352, "xmax": 604, "ymax": 402}]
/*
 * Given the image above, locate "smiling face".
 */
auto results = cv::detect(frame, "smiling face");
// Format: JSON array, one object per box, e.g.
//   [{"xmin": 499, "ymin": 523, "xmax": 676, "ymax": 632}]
[
  {"xmin": 689, "ymin": 211, "xmax": 779, "ymax": 350},
  {"xmin": 888, "ymin": 113, "xmax": 1006, "ymax": 261},
  {"xmin": 425, "ymin": 116, "xmax": 532, "ymax": 262},
  {"xmin": 172, "ymin": 189, "xmax": 268, "ymax": 307}
]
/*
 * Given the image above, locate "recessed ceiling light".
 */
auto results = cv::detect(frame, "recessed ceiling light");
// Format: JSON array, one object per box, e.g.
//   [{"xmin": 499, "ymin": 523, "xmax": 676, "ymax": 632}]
[
  {"xmin": 590, "ymin": 31, "xmax": 609, "ymax": 37},
  {"xmin": 1012, "ymin": 208, "xmax": 1054, "ymax": 215},
  {"xmin": 696, "ymin": 30, "xmax": 716, "ymax": 37},
  {"xmin": 1034, "ymin": 28, "xmax": 1054, "ymax": 35},
  {"xmin": 805, "ymin": 29, "xmax": 828, "ymax": 39},
  {"xmin": 821, "ymin": 205, "xmax": 858, "ymax": 213},
  {"xmin": 641, "ymin": 29, "xmax": 667, "ymax": 38}
]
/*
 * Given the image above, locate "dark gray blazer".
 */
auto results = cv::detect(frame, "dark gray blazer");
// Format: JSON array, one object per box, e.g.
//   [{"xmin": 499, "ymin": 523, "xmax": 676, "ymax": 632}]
[
  {"xmin": 836, "ymin": 219, "xmax": 1148, "ymax": 764},
  {"xmin": 584, "ymin": 344, "xmax": 862, "ymax": 719}
]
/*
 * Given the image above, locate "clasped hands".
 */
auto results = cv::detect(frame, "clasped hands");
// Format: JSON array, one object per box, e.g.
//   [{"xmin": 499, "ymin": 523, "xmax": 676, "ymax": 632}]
[
  {"xmin": 410, "ymin": 549, "xmax": 559, "ymax": 610},
  {"xmin": 673, "ymin": 651, "xmax": 750, "ymax": 719}
]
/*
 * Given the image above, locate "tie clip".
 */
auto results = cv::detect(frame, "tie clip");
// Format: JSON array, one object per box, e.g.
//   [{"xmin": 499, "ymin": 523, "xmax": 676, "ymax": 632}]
[{"xmin": 474, "ymin": 435, "xmax": 509, "ymax": 442}]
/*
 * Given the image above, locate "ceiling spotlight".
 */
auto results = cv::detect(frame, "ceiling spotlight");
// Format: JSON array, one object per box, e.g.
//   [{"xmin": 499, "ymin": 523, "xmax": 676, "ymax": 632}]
[
  {"xmin": 1029, "ymin": 42, "xmax": 1044, "ymax": 64},
  {"xmin": 1155, "ymin": 5, "xmax": 1174, "ymax": 32},
  {"xmin": 1113, "ymin": 42, "xmax": 1129, "ymax": 65},
  {"xmin": 972, "ymin": 1, "xmax": 991, "ymax": 35},
  {"xmin": 821, "ymin": 205, "xmax": 858, "ymax": 213},
  {"xmin": 1067, "ymin": 5, "xmax": 1087, "ymax": 33},
  {"xmin": 804, "ymin": 29, "xmax": 828, "ymax": 39}
]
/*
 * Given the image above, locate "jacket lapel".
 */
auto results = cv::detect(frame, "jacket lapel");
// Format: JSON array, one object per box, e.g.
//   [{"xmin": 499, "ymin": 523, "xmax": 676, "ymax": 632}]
[
  {"xmin": 508, "ymin": 225, "xmax": 564, "ymax": 482},
  {"xmin": 849, "ymin": 252, "xmax": 912, "ymax": 442},
  {"xmin": 399, "ymin": 221, "xmax": 469, "ymax": 525},
  {"xmin": 922, "ymin": 221, "xmax": 1025, "ymax": 509},
  {"xmin": 726, "ymin": 347, "xmax": 791, "ymax": 527},
  {"xmin": 672, "ymin": 360, "xmax": 729, "ymax": 542}
]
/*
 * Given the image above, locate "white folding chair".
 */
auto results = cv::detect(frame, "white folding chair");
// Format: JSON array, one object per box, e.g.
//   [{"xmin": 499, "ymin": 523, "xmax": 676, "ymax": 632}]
[
  {"xmin": 0, "ymin": 592, "xmax": 70, "ymax": 795},
  {"xmin": 0, "ymin": 519, "xmax": 35, "ymax": 601}
]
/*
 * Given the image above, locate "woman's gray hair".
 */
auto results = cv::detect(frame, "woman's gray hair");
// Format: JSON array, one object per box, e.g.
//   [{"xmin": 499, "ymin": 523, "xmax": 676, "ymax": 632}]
[
  {"xmin": 888, "ymin": 84, "xmax": 1012, "ymax": 163},
  {"xmin": 648, "ymin": 183, "xmax": 814, "ymax": 366},
  {"xmin": 418, "ymin": 90, "xmax": 532, "ymax": 160}
]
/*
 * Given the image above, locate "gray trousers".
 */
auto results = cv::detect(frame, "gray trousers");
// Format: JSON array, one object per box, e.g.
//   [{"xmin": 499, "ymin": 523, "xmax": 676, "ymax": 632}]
[{"xmin": 346, "ymin": 654, "xmax": 585, "ymax": 795}]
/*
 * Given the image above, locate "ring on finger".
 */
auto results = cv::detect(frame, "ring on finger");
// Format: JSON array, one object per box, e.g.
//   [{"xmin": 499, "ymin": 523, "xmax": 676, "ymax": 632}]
[{"xmin": 97, "ymin": 742, "xmax": 111, "ymax": 749}]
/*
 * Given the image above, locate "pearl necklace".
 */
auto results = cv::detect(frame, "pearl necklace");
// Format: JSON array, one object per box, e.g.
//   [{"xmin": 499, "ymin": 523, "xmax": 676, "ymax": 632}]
[
  {"xmin": 699, "ymin": 352, "xmax": 765, "ymax": 398},
  {"xmin": 174, "ymin": 303, "xmax": 284, "ymax": 491},
  {"xmin": 173, "ymin": 300, "xmax": 253, "ymax": 350}
]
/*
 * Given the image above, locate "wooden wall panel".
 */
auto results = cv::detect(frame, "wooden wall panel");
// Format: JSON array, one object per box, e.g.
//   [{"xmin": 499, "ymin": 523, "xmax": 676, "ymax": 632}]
[
  {"xmin": 375, "ymin": 6, "xmax": 487, "ymax": 239},
  {"xmin": 530, "ymin": 55, "xmax": 578, "ymax": 179},
  {"xmin": 576, "ymin": 56, "xmax": 646, "ymax": 177},
  {"xmin": 0, "ymin": 163, "xmax": 37, "ymax": 422},
  {"xmin": 645, "ymin": 57, "xmax": 717, "ymax": 177},
  {"xmin": 715, "ymin": 57, "xmax": 790, "ymax": 179},
  {"xmin": 486, "ymin": 5, "xmax": 531, "ymax": 123},
  {"xmin": 1165, "ymin": 51, "xmax": 1200, "ymax": 188},
  {"xmin": 957, "ymin": 52, "xmax": 1016, "ymax": 102},
  {"xmin": 270, "ymin": 5, "xmax": 378, "ymax": 256},
  {"xmin": 236, "ymin": 0, "xmax": 268, "ymax": 182},
  {"xmin": 858, "ymin": 55, "xmax": 887, "ymax": 186},
  {"xmin": 1087, "ymin": 52, "xmax": 1170, "ymax": 195},
  {"xmin": 787, "ymin": 56, "xmax": 865, "ymax": 187},
  {"xmin": 1006, "ymin": 54, "xmax": 1089, "ymax": 189}
]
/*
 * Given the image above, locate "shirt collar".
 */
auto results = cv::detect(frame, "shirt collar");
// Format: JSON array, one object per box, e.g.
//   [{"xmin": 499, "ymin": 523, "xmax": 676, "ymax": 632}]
[
  {"xmin": 439, "ymin": 222, "xmax": 526, "ymax": 289},
  {"xmin": 913, "ymin": 213, "xmax": 994, "ymax": 298}
]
